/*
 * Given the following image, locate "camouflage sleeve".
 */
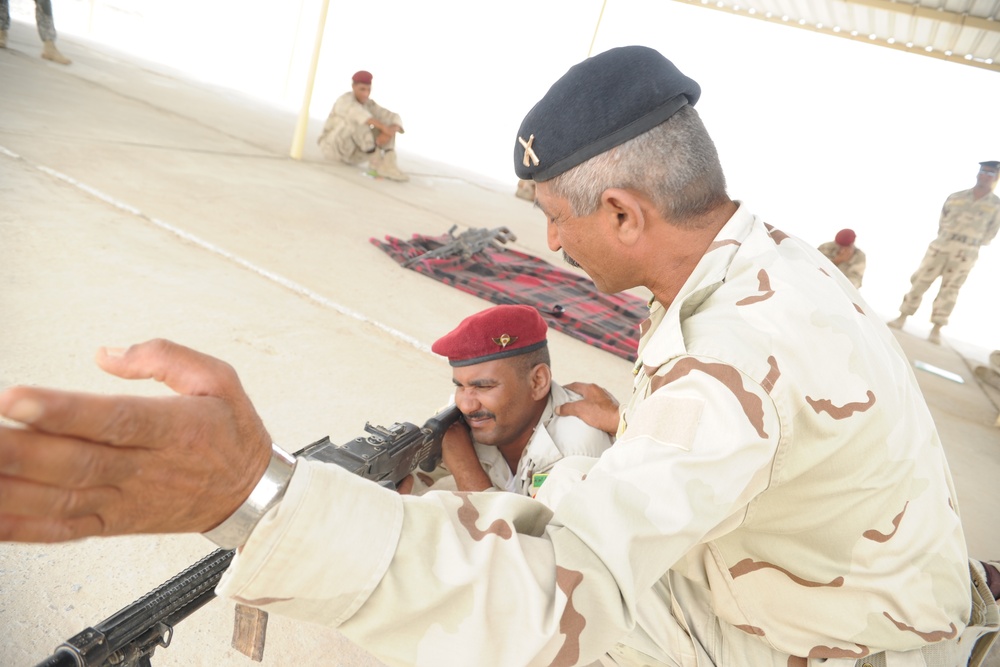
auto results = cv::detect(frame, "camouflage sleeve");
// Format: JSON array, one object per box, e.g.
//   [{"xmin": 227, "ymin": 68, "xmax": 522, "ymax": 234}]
[
  {"xmin": 845, "ymin": 252, "xmax": 865, "ymax": 288},
  {"xmin": 217, "ymin": 361, "xmax": 779, "ymax": 666},
  {"xmin": 331, "ymin": 94, "xmax": 375, "ymax": 127},
  {"xmin": 983, "ymin": 206, "xmax": 1000, "ymax": 246},
  {"xmin": 367, "ymin": 99, "xmax": 403, "ymax": 130}
]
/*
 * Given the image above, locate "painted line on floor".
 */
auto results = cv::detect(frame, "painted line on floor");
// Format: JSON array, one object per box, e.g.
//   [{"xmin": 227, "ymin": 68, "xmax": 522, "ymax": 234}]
[{"xmin": 2, "ymin": 146, "xmax": 432, "ymax": 354}]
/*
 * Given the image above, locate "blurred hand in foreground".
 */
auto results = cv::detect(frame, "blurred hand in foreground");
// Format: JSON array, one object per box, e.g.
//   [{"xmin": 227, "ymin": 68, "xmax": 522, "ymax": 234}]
[{"xmin": 0, "ymin": 339, "xmax": 272, "ymax": 543}]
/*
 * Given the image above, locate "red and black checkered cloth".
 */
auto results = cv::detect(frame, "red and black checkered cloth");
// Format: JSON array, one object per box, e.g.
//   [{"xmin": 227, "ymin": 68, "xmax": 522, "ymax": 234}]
[{"xmin": 370, "ymin": 232, "xmax": 648, "ymax": 361}]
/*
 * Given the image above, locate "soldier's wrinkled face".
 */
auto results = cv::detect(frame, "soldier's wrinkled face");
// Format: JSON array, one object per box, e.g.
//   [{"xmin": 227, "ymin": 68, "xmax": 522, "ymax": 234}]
[
  {"xmin": 352, "ymin": 82, "xmax": 371, "ymax": 104},
  {"xmin": 535, "ymin": 181, "xmax": 622, "ymax": 294},
  {"xmin": 451, "ymin": 358, "xmax": 539, "ymax": 448}
]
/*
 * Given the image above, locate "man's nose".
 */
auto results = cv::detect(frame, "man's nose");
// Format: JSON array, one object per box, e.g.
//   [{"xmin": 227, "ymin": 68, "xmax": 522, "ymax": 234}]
[
  {"xmin": 455, "ymin": 389, "xmax": 479, "ymax": 414},
  {"xmin": 546, "ymin": 220, "xmax": 561, "ymax": 252}
]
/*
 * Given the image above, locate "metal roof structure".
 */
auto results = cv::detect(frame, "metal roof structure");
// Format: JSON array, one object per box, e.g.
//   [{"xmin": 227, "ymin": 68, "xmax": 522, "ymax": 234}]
[{"xmin": 673, "ymin": 0, "xmax": 1000, "ymax": 73}]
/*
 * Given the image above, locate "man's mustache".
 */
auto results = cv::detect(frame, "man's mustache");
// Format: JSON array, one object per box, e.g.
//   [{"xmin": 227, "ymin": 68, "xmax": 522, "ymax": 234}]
[{"xmin": 563, "ymin": 251, "xmax": 580, "ymax": 268}]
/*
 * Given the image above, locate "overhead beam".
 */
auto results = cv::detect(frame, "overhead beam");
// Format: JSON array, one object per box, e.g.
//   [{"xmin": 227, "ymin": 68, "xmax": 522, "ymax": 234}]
[
  {"xmin": 839, "ymin": 0, "xmax": 1000, "ymax": 33},
  {"xmin": 672, "ymin": 0, "xmax": 1000, "ymax": 73}
]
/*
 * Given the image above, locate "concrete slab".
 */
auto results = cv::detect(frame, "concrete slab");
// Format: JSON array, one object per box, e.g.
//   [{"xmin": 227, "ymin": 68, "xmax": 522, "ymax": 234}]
[{"xmin": 1, "ymin": 23, "xmax": 998, "ymax": 667}]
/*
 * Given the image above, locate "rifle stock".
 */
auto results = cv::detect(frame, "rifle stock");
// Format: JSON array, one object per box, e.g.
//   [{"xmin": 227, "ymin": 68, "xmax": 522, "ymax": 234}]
[{"xmin": 33, "ymin": 405, "xmax": 462, "ymax": 667}]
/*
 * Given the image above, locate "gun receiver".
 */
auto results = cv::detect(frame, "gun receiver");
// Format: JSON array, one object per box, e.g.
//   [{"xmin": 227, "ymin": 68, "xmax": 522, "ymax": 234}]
[{"xmin": 34, "ymin": 404, "xmax": 462, "ymax": 667}]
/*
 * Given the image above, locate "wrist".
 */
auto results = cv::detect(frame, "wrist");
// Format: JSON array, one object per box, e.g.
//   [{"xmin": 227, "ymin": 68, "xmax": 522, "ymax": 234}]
[{"xmin": 202, "ymin": 444, "xmax": 296, "ymax": 549}]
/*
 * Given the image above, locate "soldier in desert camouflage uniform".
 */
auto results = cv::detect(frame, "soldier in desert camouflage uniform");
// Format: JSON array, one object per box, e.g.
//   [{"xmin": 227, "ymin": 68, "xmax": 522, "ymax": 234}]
[
  {"xmin": 399, "ymin": 304, "xmax": 613, "ymax": 497},
  {"xmin": 317, "ymin": 70, "xmax": 409, "ymax": 181},
  {"xmin": 817, "ymin": 228, "xmax": 866, "ymax": 289},
  {"xmin": 1, "ymin": 47, "xmax": 999, "ymax": 667},
  {"xmin": 888, "ymin": 161, "xmax": 1000, "ymax": 344}
]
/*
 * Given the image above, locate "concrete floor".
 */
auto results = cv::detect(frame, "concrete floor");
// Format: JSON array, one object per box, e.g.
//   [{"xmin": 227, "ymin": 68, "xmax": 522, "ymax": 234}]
[{"xmin": 1, "ymin": 22, "xmax": 998, "ymax": 667}]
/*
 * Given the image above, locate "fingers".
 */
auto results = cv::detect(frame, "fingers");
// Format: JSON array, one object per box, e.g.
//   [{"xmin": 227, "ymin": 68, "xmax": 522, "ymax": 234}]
[
  {"xmin": 0, "ymin": 386, "xmax": 188, "ymax": 449},
  {"xmin": 96, "ymin": 339, "xmax": 242, "ymax": 399},
  {"xmin": 0, "ymin": 425, "xmax": 135, "ymax": 487},
  {"xmin": 0, "ymin": 513, "xmax": 106, "ymax": 543}
]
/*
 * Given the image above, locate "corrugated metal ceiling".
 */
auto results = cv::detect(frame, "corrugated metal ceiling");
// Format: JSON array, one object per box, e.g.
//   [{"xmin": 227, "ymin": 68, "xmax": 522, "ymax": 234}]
[{"xmin": 673, "ymin": 0, "xmax": 1000, "ymax": 72}]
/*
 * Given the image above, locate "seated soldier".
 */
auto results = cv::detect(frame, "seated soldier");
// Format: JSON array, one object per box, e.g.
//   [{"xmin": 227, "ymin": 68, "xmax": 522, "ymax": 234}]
[
  {"xmin": 400, "ymin": 304, "xmax": 614, "ymax": 497},
  {"xmin": 317, "ymin": 69, "xmax": 408, "ymax": 181}
]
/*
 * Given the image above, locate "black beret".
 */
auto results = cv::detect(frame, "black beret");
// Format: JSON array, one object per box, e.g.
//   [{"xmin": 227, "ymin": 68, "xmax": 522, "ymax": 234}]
[
  {"xmin": 980, "ymin": 160, "xmax": 1000, "ymax": 169},
  {"xmin": 513, "ymin": 45, "xmax": 701, "ymax": 182}
]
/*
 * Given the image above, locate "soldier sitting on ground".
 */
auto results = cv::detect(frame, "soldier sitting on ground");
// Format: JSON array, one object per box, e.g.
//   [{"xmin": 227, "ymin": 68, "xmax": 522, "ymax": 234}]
[{"xmin": 317, "ymin": 70, "xmax": 409, "ymax": 182}]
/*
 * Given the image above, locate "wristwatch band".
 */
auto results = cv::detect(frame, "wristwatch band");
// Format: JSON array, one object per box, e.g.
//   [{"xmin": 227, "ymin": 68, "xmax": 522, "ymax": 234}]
[{"xmin": 203, "ymin": 443, "xmax": 297, "ymax": 549}]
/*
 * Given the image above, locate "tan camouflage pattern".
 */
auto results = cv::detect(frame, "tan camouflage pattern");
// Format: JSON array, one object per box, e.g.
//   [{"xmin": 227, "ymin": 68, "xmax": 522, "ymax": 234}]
[
  {"xmin": 898, "ymin": 188, "xmax": 1000, "ymax": 325},
  {"xmin": 405, "ymin": 382, "xmax": 614, "ymax": 496},
  {"xmin": 317, "ymin": 91, "xmax": 403, "ymax": 165},
  {"xmin": 816, "ymin": 241, "xmax": 866, "ymax": 289},
  {"xmin": 217, "ymin": 205, "xmax": 982, "ymax": 666}
]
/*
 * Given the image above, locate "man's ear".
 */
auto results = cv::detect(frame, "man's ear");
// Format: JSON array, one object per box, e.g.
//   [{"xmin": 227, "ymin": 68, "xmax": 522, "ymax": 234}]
[
  {"xmin": 601, "ymin": 188, "xmax": 645, "ymax": 246},
  {"xmin": 530, "ymin": 363, "xmax": 552, "ymax": 401}
]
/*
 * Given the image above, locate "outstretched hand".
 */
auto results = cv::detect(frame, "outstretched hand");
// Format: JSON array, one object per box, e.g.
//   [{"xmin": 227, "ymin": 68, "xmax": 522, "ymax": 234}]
[
  {"xmin": 0, "ymin": 339, "xmax": 273, "ymax": 543},
  {"xmin": 556, "ymin": 382, "xmax": 621, "ymax": 435}
]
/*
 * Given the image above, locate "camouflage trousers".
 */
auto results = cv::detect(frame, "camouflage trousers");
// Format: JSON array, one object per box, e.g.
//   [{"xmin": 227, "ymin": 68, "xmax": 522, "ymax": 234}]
[
  {"xmin": 599, "ymin": 562, "xmax": 998, "ymax": 666},
  {"xmin": 317, "ymin": 122, "xmax": 396, "ymax": 166},
  {"xmin": 0, "ymin": 0, "xmax": 58, "ymax": 42},
  {"xmin": 898, "ymin": 243, "xmax": 981, "ymax": 326}
]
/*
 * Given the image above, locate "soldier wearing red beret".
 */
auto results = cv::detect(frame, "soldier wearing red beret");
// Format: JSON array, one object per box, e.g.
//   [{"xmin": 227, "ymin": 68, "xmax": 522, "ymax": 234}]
[
  {"xmin": 816, "ymin": 227, "xmax": 866, "ymax": 289},
  {"xmin": 317, "ymin": 69, "xmax": 409, "ymax": 181},
  {"xmin": 400, "ymin": 304, "xmax": 613, "ymax": 496}
]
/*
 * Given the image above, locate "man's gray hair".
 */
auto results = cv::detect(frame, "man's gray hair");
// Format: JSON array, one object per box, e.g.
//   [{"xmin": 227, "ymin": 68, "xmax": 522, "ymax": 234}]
[{"xmin": 547, "ymin": 105, "xmax": 728, "ymax": 227}]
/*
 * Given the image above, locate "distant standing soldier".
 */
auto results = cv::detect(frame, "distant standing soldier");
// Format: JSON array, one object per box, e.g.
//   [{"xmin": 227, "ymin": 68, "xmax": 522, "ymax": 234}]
[
  {"xmin": 0, "ymin": 0, "xmax": 71, "ymax": 65},
  {"xmin": 317, "ymin": 70, "xmax": 408, "ymax": 182},
  {"xmin": 817, "ymin": 228, "xmax": 866, "ymax": 289},
  {"xmin": 888, "ymin": 160, "xmax": 1000, "ymax": 344}
]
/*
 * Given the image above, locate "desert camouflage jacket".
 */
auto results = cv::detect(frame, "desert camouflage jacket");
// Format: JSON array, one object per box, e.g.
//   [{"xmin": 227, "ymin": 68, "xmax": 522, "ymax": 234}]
[
  {"xmin": 318, "ymin": 91, "xmax": 403, "ymax": 146},
  {"xmin": 217, "ymin": 204, "xmax": 970, "ymax": 666},
  {"xmin": 933, "ymin": 188, "xmax": 1000, "ymax": 248}
]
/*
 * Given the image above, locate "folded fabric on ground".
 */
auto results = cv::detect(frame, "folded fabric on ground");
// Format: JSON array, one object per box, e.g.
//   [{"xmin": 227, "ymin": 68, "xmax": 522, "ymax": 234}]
[{"xmin": 371, "ymin": 231, "xmax": 648, "ymax": 361}]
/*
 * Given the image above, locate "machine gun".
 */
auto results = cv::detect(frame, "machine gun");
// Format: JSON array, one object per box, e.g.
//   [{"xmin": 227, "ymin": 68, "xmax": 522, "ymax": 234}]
[
  {"xmin": 402, "ymin": 225, "xmax": 517, "ymax": 267},
  {"xmin": 33, "ymin": 404, "xmax": 463, "ymax": 667}
]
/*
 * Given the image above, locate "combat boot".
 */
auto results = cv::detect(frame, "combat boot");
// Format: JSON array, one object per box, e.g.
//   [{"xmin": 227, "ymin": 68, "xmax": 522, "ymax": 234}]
[
  {"xmin": 887, "ymin": 314, "xmax": 907, "ymax": 330},
  {"xmin": 1, "ymin": 30, "xmax": 8, "ymax": 49},
  {"xmin": 928, "ymin": 324, "xmax": 943, "ymax": 345},
  {"xmin": 376, "ymin": 149, "xmax": 409, "ymax": 182},
  {"xmin": 41, "ymin": 40, "xmax": 71, "ymax": 65}
]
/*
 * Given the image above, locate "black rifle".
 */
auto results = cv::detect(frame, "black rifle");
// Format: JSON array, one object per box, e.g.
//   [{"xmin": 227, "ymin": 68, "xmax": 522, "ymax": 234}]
[
  {"xmin": 402, "ymin": 225, "xmax": 517, "ymax": 267},
  {"xmin": 33, "ymin": 404, "xmax": 462, "ymax": 667}
]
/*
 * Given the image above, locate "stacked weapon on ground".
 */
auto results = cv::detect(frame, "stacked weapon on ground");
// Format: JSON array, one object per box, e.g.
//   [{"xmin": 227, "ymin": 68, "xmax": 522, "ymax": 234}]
[
  {"xmin": 34, "ymin": 404, "xmax": 462, "ymax": 667},
  {"xmin": 402, "ymin": 225, "xmax": 517, "ymax": 267}
]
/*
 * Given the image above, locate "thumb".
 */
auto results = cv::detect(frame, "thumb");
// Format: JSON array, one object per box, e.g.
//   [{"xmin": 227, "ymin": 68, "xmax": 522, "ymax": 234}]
[{"xmin": 97, "ymin": 339, "xmax": 241, "ymax": 399}]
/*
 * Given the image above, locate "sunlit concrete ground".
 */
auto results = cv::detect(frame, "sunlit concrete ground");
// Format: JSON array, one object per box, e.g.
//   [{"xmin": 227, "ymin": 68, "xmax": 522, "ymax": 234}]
[{"xmin": 1, "ymin": 18, "xmax": 999, "ymax": 667}]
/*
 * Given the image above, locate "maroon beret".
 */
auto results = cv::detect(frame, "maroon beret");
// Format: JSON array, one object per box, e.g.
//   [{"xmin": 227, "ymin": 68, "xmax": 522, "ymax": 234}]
[
  {"xmin": 432, "ymin": 305, "xmax": 548, "ymax": 367},
  {"xmin": 352, "ymin": 70, "xmax": 373, "ymax": 85},
  {"xmin": 835, "ymin": 229, "xmax": 856, "ymax": 247}
]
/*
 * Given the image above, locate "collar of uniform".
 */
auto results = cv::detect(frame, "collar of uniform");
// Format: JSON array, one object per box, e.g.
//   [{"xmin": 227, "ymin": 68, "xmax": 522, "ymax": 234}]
[{"xmin": 637, "ymin": 202, "xmax": 755, "ymax": 370}]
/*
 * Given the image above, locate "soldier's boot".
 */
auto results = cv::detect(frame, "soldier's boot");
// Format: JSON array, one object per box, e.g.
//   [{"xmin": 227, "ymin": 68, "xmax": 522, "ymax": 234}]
[
  {"xmin": 927, "ymin": 324, "xmax": 943, "ymax": 345},
  {"xmin": 887, "ymin": 314, "xmax": 907, "ymax": 330},
  {"xmin": 1, "ymin": 30, "xmax": 8, "ymax": 49},
  {"xmin": 376, "ymin": 149, "xmax": 409, "ymax": 182},
  {"xmin": 41, "ymin": 40, "xmax": 71, "ymax": 65}
]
